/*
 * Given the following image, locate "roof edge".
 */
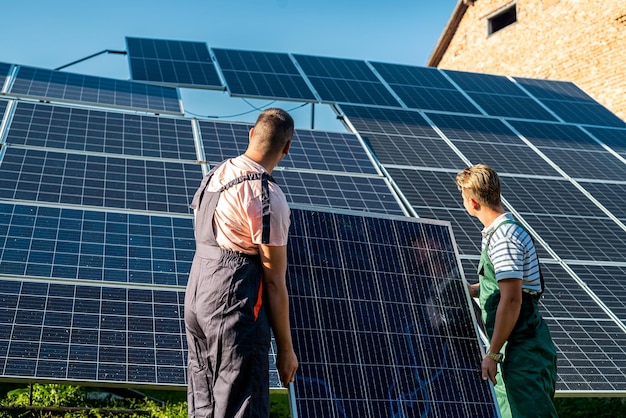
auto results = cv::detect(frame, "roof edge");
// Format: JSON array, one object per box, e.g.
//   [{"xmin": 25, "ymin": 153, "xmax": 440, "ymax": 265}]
[{"xmin": 427, "ymin": 0, "xmax": 471, "ymax": 67}]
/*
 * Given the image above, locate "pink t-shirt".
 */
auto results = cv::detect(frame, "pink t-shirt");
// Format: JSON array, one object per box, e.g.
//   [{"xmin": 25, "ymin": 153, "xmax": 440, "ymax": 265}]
[{"xmin": 205, "ymin": 155, "xmax": 290, "ymax": 254}]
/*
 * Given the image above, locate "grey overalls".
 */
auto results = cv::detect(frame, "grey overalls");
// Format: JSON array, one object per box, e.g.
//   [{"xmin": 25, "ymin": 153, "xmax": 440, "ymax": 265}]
[
  {"xmin": 478, "ymin": 220, "xmax": 558, "ymax": 418},
  {"xmin": 185, "ymin": 163, "xmax": 274, "ymax": 418}
]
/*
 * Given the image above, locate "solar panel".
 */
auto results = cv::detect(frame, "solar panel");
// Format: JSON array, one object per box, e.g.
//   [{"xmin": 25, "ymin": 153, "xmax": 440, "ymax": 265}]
[
  {"xmin": 292, "ymin": 54, "xmax": 400, "ymax": 106},
  {"xmin": 6, "ymin": 102, "xmax": 197, "ymax": 160},
  {"xmin": 584, "ymin": 126, "xmax": 626, "ymax": 157},
  {"xmin": 370, "ymin": 62, "xmax": 480, "ymax": 114},
  {"xmin": 0, "ymin": 146, "xmax": 203, "ymax": 214},
  {"xmin": 0, "ymin": 278, "xmax": 186, "ymax": 386},
  {"xmin": 440, "ymin": 70, "xmax": 559, "ymax": 121},
  {"xmin": 0, "ymin": 202, "xmax": 194, "ymax": 286},
  {"xmin": 126, "ymin": 37, "xmax": 223, "ymax": 89},
  {"xmin": 271, "ymin": 170, "xmax": 404, "ymax": 216},
  {"xmin": 212, "ymin": 48, "xmax": 316, "ymax": 101},
  {"xmin": 514, "ymin": 77, "xmax": 626, "ymax": 128},
  {"xmin": 339, "ymin": 104, "xmax": 440, "ymax": 137},
  {"xmin": 8, "ymin": 65, "xmax": 183, "ymax": 115},
  {"xmin": 288, "ymin": 208, "xmax": 498, "ymax": 417},
  {"xmin": 199, "ymin": 120, "xmax": 378, "ymax": 174},
  {"xmin": 576, "ymin": 181, "xmax": 626, "ymax": 221}
]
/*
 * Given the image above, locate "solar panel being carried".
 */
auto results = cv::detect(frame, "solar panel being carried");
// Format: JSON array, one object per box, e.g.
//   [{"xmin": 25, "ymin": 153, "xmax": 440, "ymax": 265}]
[
  {"xmin": 288, "ymin": 207, "xmax": 498, "ymax": 418},
  {"xmin": 126, "ymin": 37, "xmax": 223, "ymax": 89}
]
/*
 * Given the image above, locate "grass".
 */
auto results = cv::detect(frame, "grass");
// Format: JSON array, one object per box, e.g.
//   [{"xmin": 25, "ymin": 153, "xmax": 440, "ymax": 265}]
[{"xmin": 2, "ymin": 383, "xmax": 626, "ymax": 417}]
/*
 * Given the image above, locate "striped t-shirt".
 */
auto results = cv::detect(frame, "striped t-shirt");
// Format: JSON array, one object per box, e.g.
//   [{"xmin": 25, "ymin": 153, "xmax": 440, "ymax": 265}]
[{"xmin": 481, "ymin": 213, "xmax": 542, "ymax": 292}]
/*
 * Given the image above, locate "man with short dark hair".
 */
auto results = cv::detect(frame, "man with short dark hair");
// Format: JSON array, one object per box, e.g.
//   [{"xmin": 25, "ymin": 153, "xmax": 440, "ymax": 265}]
[
  {"xmin": 185, "ymin": 108, "xmax": 298, "ymax": 418},
  {"xmin": 456, "ymin": 163, "xmax": 558, "ymax": 418}
]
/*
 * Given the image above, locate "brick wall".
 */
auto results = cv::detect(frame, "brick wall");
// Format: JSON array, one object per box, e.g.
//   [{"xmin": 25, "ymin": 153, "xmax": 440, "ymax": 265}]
[{"xmin": 436, "ymin": 0, "xmax": 626, "ymax": 121}]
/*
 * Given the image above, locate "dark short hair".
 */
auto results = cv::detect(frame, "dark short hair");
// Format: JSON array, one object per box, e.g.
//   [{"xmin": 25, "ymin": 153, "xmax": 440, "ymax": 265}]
[{"xmin": 252, "ymin": 108, "xmax": 294, "ymax": 153}]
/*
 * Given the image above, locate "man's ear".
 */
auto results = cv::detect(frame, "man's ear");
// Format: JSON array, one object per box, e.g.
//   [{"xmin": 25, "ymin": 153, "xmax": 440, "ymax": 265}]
[
  {"xmin": 470, "ymin": 197, "xmax": 481, "ymax": 211},
  {"xmin": 249, "ymin": 127, "xmax": 255, "ymax": 140},
  {"xmin": 282, "ymin": 139, "xmax": 292, "ymax": 155}
]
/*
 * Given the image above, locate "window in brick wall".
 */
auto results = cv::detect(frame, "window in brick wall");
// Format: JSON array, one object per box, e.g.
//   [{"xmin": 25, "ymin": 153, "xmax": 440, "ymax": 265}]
[{"xmin": 488, "ymin": 4, "xmax": 517, "ymax": 35}]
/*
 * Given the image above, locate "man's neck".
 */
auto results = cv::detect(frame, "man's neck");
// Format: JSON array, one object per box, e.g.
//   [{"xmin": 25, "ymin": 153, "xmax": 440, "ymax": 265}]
[{"xmin": 478, "ymin": 206, "xmax": 506, "ymax": 229}]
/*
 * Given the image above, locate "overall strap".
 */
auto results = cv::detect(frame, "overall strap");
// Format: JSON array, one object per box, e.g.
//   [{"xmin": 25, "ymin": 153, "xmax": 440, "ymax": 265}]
[{"xmin": 487, "ymin": 219, "xmax": 545, "ymax": 295}]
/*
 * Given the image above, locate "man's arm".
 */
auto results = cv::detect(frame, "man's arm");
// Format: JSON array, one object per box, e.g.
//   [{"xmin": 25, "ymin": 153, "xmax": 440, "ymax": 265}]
[
  {"xmin": 482, "ymin": 278, "xmax": 522, "ymax": 384},
  {"xmin": 259, "ymin": 244, "xmax": 298, "ymax": 387}
]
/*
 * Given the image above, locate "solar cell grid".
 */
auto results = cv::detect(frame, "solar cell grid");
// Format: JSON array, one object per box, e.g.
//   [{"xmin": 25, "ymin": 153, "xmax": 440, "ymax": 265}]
[
  {"xmin": 0, "ymin": 147, "xmax": 202, "ymax": 214},
  {"xmin": 520, "ymin": 213, "xmax": 626, "ymax": 263},
  {"xmin": 387, "ymin": 84, "xmax": 481, "ymax": 114},
  {"xmin": 199, "ymin": 120, "xmax": 377, "ymax": 174},
  {"xmin": 0, "ymin": 278, "xmax": 187, "ymax": 386},
  {"xmin": 576, "ymin": 181, "xmax": 626, "ymax": 221},
  {"xmin": 126, "ymin": 37, "xmax": 222, "ymax": 89},
  {"xmin": 0, "ymin": 203, "xmax": 195, "ymax": 286},
  {"xmin": 537, "ymin": 146, "xmax": 626, "ymax": 181},
  {"xmin": 339, "ymin": 105, "xmax": 440, "ymax": 137},
  {"xmin": 9, "ymin": 65, "xmax": 182, "ymax": 115},
  {"xmin": 464, "ymin": 92, "xmax": 558, "ymax": 121},
  {"xmin": 292, "ymin": 55, "xmax": 400, "ymax": 106},
  {"xmin": 508, "ymin": 119, "xmax": 600, "ymax": 150},
  {"xmin": 425, "ymin": 112, "xmax": 522, "ymax": 144},
  {"xmin": 212, "ymin": 49, "xmax": 316, "ymax": 101},
  {"xmin": 451, "ymin": 140, "xmax": 561, "ymax": 177},
  {"xmin": 568, "ymin": 264, "xmax": 626, "ymax": 325},
  {"xmin": 309, "ymin": 77, "xmax": 401, "ymax": 106},
  {"xmin": 547, "ymin": 318, "xmax": 626, "ymax": 391},
  {"xmin": 0, "ymin": 99, "xmax": 7, "ymax": 122},
  {"xmin": 360, "ymin": 133, "xmax": 465, "ymax": 168},
  {"xmin": 288, "ymin": 208, "xmax": 498, "ymax": 417},
  {"xmin": 292, "ymin": 55, "xmax": 379, "ymax": 81},
  {"xmin": 272, "ymin": 170, "xmax": 404, "ymax": 216},
  {"xmin": 539, "ymin": 99, "xmax": 626, "ymax": 128},
  {"xmin": 585, "ymin": 126, "xmax": 626, "ymax": 157},
  {"xmin": 513, "ymin": 78, "xmax": 595, "ymax": 102},
  {"xmin": 500, "ymin": 176, "xmax": 600, "ymax": 217},
  {"xmin": 370, "ymin": 62, "xmax": 456, "ymax": 89},
  {"xmin": 443, "ymin": 70, "xmax": 527, "ymax": 96},
  {"xmin": 7, "ymin": 102, "xmax": 197, "ymax": 160}
]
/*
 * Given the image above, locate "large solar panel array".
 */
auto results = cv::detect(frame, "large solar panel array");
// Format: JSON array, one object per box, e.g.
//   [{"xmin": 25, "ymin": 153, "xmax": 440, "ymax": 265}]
[{"xmin": 2, "ymin": 38, "xmax": 626, "ymax": 412}]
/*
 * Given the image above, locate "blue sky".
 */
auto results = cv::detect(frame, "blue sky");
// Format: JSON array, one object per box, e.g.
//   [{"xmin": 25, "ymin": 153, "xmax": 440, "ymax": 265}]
[{"xmin": 2, "ymin": 0, "xmax": 458, "ymax": 130}]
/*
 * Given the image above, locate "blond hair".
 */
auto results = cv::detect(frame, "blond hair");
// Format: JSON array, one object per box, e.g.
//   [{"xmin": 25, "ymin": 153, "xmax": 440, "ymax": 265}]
[{"xmin": 455, "ymin": 164, "xmax": 502, "ymax": 208}]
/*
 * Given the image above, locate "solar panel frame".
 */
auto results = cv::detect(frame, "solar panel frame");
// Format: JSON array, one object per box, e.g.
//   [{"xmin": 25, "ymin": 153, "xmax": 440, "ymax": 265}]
[
  {"xmin": 0, "ymin": 62, "xmax": 11, "ymax": 92},
  {"xmin": 8, "ymin": 65, "xmax": 183, "ymax": 115}
]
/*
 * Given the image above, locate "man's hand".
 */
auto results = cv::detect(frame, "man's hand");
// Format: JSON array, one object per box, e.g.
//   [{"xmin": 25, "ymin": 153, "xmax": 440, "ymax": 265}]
[
  {"xmin": 277, "ymin": 349, "xmax": 299, "ymax": 388},
  {"xmin": 467, "ymin": 282, "xmax": 480, "ymax": 298},
  {"xmin": 482, "ymin": 355, "xmax": 498, "ymax": 385}
]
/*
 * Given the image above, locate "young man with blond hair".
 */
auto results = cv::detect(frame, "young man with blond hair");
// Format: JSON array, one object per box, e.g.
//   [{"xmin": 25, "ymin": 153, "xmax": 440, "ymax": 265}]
[
  {"xmin": 185, "ymin": 108, "xmax": 298, "ymax": 418},
  {"xmin": 456, "ymin": 163, "xmax": 558, "ymax": 418}
]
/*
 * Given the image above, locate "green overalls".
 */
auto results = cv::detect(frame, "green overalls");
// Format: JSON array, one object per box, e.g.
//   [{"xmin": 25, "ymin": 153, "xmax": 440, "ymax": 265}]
[{"xmin": 477, "ymin": 220, "xmax": 558, "ymax": 418}]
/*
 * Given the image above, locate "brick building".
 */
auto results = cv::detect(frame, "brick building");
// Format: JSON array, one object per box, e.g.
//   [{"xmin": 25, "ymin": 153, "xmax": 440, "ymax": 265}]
[{"xmin": 428, "ymin": 0, "xmax": 626, "ymax": 121}]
